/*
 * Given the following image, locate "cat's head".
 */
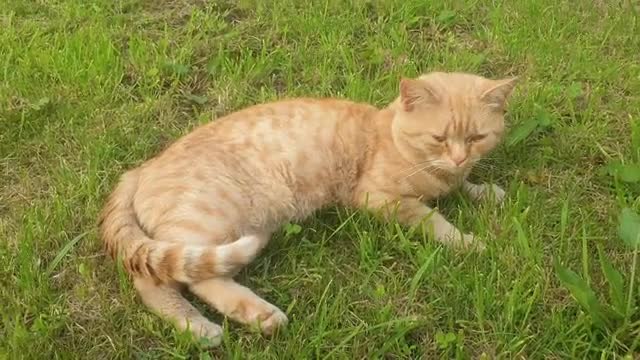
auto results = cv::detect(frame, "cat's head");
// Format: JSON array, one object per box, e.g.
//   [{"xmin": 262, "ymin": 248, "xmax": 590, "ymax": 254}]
[{"xmin": 391, "ymin": 72, "xmax": 518, "ymax": 175}]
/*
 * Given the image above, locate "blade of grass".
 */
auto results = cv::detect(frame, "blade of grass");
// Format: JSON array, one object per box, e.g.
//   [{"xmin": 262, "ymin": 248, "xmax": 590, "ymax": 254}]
[
  {"xmin": 45, "ymin": 231, "xmax": 89, "ymax": 275},
  {"xmin": 409, "ymin": 247, "xmax": 440, "ymax": 302}
]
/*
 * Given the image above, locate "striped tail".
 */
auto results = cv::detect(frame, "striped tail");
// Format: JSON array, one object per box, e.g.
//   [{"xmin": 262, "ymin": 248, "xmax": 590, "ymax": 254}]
[{"xmin": 98, "ymin": 168, "xmax": 264, "ymax": 283}]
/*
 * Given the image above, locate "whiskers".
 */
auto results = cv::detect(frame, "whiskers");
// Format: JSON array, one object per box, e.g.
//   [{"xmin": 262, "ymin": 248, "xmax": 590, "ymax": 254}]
[
  {"xmin": 397, "ymin": 160, "xmax": 446, "ymax": 182},
  {"xmin": 468, "ymin": 158, "xmax": 494, "ymax": 172},
  {"xmin": 397, "ymin": 156, "xmax": 494, "ymax": 183}
]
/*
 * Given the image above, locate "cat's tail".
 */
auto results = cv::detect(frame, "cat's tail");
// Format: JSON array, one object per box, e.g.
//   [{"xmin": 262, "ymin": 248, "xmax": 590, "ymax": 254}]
[{"xmin": 98, "ymin": 168, "xmax": 264, "ymax": 284}]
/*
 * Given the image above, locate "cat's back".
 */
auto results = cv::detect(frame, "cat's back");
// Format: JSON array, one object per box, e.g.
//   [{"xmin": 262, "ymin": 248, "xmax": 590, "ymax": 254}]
[
  {"xmin": 139, "ymin": 97, "xmax": 377, "ymax": 186},
  {"xmin": 197, "ymin": 97, "xmax": 374, "ymax": 143},
  {"xmin": 155, "ymin": 97, "xmax": 375, "ymax": 164},
  {"xmin": 132, "ymin": 97, "xmax": 377, "ymax": 233}
]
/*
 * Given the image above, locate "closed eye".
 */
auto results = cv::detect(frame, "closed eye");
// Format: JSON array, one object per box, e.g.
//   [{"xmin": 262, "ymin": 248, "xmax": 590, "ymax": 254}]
[
  {"xmin": 432, "ymin": 134, "xmax": 446, "ymax": 142},
  {"xmin": 467, "ymin": 134, "xmax": 487, "ymax": 143}
]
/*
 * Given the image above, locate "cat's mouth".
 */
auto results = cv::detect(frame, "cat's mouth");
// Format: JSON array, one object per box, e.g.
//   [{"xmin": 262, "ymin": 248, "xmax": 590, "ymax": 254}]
[
  {"xmin": 403, "ymin": 157, "xmax": 474, "ymax": 178},
  {"xmin": 437, "ymin": 158, "xmax": 477, "ymax": 175}
]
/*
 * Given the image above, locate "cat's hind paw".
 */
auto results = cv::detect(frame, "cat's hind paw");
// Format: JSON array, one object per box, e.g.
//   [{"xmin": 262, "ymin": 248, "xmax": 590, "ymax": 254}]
[{"xmin": 257, "ymin": 306, "xmax": 288, "ymax": 336}]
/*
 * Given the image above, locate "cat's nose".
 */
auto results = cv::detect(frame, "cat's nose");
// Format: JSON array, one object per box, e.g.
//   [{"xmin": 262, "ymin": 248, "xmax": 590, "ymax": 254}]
[{"xmin": 450, "ymin": 153, "xmax": 467, "ymax": 167}]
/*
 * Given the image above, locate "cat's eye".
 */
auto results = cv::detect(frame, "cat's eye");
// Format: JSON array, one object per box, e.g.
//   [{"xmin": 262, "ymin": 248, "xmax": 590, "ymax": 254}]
[
  {"xmin": 467, "ymin": 134, "xmax": 487, "ymax": 143},
  {"xmin": 432, "ymin": 135, "xmax": 446, "ymax": 142}
]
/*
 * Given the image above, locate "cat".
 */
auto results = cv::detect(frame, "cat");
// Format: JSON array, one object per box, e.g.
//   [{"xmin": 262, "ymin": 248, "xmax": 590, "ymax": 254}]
[{"xmin": 99, "ymin": 71, "xmax": 517, "ymax": 345}]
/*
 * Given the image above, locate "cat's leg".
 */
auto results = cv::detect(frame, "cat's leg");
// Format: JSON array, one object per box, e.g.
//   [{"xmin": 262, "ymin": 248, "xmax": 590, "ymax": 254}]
[
  {"xmin": 189, "ymin": 277, "xmax": 288, "ymax": 335},
  {"xmin": 133, "ymin": 276, "xmax": 223, "ymax": 345},
  {"xmin": 362, "ymin": 192, "xmax": 484, "ymax": 250},
  {"xmin": 462, "ymin": 181, "xmax": 506, "ymax": 203}
]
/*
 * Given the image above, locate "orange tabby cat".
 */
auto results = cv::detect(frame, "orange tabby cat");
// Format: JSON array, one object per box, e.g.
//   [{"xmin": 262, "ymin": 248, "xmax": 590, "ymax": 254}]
[{"xmin": 99, "ymin": 71, "xmax": 517, "ymax": 345}]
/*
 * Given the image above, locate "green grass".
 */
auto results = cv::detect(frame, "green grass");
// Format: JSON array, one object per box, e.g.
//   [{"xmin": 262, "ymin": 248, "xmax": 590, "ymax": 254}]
[{"xmin": 2, "ymin": 0, "xmax": 640, "ymax": 358}]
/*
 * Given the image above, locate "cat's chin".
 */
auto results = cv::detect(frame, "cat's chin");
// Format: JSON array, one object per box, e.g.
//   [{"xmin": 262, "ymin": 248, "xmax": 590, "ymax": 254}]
[
  {"xmin": 438, "ymin": 164, "xmax": 471, "ymax": 176},
  {"xmin": 448, "ymin": 168, "xmax": 467, "ymax": 176}
]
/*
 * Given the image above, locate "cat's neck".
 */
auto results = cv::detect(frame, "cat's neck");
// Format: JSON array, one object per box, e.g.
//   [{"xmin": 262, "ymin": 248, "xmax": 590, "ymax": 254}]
[{"xmin": 373, "ymin": 102, "xmax": 413, "ymax": 165}]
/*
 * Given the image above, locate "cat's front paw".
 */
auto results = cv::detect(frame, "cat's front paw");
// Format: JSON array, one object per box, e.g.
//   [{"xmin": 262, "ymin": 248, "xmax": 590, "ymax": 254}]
[
  {"xmin": 442, "ymin": 231, "xmax": 486, "ymax": 251},
  {"xmin": 467, "ymin": 183, "xmax": 506, "ymax": 204},
  {"xmin": 486, "ymin": 184, "xmax": 506, "ymax": 203},
  {"xmin": 460, "ymin": 233, "xmax": 486, "ymax": 252}
]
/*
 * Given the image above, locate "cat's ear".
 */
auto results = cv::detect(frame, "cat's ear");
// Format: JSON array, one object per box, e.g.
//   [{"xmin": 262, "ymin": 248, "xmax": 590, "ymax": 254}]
[
  {"xmin": 399, "ymin": 78, "xmax": 440, "ymax": 112},
  {"xmin": 480, "ymin": 77, "xmax": 519, "ymax": 111}
]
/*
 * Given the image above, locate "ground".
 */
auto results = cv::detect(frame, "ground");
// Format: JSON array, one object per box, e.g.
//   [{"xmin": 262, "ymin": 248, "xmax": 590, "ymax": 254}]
[{"xmin": 1, "ymin": 0, "xmax": 640, "ymax": 358}]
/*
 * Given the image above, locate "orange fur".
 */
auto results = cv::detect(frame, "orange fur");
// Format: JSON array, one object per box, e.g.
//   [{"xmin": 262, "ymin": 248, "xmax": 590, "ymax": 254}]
[{"xmin": 98, "ymin": 71, "xmax": 517, "ymax": 344}]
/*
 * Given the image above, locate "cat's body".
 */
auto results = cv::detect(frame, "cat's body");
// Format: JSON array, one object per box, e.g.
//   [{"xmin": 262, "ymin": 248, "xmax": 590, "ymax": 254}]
[{"xmin": 99, "ymin": 72, "xmax": 517, "ymax": 345}]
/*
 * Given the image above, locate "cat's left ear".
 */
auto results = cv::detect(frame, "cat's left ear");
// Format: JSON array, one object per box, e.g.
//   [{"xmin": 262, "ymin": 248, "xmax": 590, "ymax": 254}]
[
  {"xmin": 399, "ymin": 77, "xmax": 440, "ymax": 112},
  {"xmin": 480, "ymin": 77, "xmax": 519, "ymax": 111}
]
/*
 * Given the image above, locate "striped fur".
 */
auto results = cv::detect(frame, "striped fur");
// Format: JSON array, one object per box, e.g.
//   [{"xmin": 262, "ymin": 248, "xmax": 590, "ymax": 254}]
[
  {"xmin": 99, "ymin": 168, "xmax": 264, "ymax": 284},
  {"xmin": 97, "ymin": 71, "xmax": 517, "ymax": 344}
]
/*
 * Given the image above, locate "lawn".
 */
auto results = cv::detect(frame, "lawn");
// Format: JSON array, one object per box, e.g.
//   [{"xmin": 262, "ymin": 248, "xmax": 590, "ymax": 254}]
[{"xmin": 2, "ymin": 0, "xmax": 640, "ymax": 358}]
